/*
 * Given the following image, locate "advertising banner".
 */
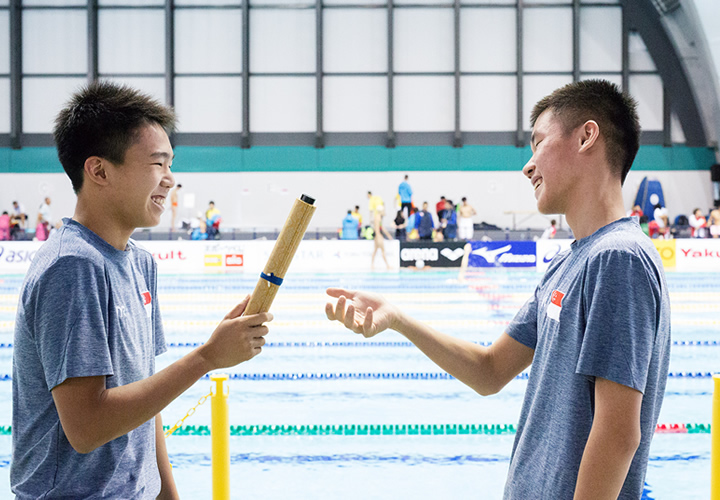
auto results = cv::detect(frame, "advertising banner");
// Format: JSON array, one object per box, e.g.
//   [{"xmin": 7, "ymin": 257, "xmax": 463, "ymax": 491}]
[
  {"xmin": 243, "ymin": 240, "xmax": 400, "ymax": 273},
  {"xmin": 0, "ymin": 241, "xmax": 43, "ymax": 274},
  {"xmin": 468, "ymin": 241, "xmax": 537, "ymax": 268},
  {"xmin": 0, "ymin": 239, "xmax": 400, "ymax": 275},
  {"xmin": 652, "ymin": 239, "xmax": 676, "ymax": 269},
  {"xmin": 535, "ymin": 239, "xmax": 573, "ymax": 272},
  {"xmin": 399, "ymin": 241, "xmax": 467, "ymax": 268},
  {"xmin": 675, "ymin": 239, "xmax": 720, "ymax": 272}
]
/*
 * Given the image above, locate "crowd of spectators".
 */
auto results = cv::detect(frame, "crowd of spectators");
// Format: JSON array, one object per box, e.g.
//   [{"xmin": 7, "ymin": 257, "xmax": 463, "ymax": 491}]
[
  {"xmin": 339, "ymin": 176, "xmax": 479, "ymax": 243},
  {"xmin": 629, "ymin": 203, "xmax": 720, "ymax": 239},
  {"xmin": 0, "ymin": 197, "xmax": 55, "ymax": 242}
]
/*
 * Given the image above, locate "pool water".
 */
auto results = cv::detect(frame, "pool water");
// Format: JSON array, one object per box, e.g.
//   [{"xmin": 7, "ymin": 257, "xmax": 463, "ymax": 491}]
[{"xmin": 0, "ymin": 270, "xmax": 715, "ymax": 499}]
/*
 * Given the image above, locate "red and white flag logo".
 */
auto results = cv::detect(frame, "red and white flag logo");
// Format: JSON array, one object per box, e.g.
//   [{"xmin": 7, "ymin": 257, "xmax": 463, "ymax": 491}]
[
  {"xmin": 141, "ymin": 291, "xmax": 152, "ymax": 318},
  {"xmin": 547, "ymin": 290, "xmax": 564, "ymax": 321}
]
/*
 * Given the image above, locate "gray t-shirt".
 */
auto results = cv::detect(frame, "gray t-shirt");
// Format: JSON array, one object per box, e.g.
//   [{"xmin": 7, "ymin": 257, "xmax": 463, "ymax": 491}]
[
  {"xmin": 504, "ymin": 217, "xmax": 671, "ymax": 499},
  {"xmin": 12, "ymin": 218, "xmax": 166, "ymax": 499}
]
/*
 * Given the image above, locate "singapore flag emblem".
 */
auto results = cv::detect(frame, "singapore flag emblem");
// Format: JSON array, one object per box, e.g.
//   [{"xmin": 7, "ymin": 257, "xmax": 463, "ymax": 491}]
[
  {"xmin": 141, "ymin": 291, "xmax": 152, "ymax": 318},
  {"xmin": 547, "ymin": 290, "xmax": 564, "ymax": 321}
]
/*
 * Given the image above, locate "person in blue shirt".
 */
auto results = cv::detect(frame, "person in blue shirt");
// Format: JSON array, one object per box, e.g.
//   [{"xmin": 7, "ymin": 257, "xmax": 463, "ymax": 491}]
[
  {"xmin": 416, "ymin": 202, "xmax": 435, "ymax": 240},
  {"xmin": 441, "ymin": 199, "xmax": 458, "ymax": 240},
  {"xmin": 398, "ymin": 175, "xmax": 413, "ymax": 218},
  {"xmin": 12, "ymin": 81, "xmax": 273, "ymax": 499},
  {"xmin": 341, "ymin": 209, "xmax": 359, "ymax": 240},
  {"xmin": 325, "ymin": 79, "xmax": 670, "ymax": 499}
]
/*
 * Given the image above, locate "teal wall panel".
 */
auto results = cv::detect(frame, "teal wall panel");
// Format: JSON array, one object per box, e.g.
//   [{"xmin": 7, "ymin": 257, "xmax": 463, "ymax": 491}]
[{"xmin": 0, "ymin": 144, "xmax": 715, "ymax": 174}]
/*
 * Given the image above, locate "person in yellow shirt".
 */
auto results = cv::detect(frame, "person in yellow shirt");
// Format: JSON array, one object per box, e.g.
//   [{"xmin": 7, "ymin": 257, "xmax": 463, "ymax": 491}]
[{"xmin": 367, "ymin": 191, "xmax": 383, "ymax": 218}]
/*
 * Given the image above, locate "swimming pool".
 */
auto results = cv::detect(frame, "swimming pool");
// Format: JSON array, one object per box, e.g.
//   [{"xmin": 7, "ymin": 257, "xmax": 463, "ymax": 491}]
[{"xmin": 0, "ymin": 270, "xmax": 715, "ymax": 499}]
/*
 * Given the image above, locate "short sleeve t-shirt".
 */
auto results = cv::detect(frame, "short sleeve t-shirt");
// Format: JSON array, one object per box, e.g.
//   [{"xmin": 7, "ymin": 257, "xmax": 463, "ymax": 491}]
[
  {"xmin": 12, "ymin": 218, "xmax": 167, "ymax": 499},
  {"xmin": 504, "ymin": 217, "xmax": 671, "ymax": 499}
]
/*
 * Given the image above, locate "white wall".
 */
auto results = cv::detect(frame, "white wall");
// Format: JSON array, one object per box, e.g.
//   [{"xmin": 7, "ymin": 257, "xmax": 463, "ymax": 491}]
[
  {"xmin": 2, "ymin": 169, "xmax": 712, "ymax": 232},
  {"xmin": 693, "ymin": 0, "xmax": 720, "ymax": 87}
]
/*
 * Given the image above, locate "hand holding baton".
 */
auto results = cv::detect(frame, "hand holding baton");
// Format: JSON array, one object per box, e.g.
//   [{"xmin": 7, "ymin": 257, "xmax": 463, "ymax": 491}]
[{"xmin": 244, "ymin": 194, "xmax": 317, "ymax": 315}]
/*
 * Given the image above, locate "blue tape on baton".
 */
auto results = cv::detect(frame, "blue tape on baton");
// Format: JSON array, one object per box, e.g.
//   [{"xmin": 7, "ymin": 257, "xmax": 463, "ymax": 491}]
[{"xmin": 260, "ymin": 272, "xmax": 284, "ymax": 286}]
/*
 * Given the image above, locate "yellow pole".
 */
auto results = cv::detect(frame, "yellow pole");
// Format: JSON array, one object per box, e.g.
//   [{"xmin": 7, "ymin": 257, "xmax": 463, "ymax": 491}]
[
  {"xmin": 211, "ymin": 374, "xmax": 230, "ymax": 500},
  {"xmin": 713, "ymin": 374, "xmax": 720, "ymax": 499}
]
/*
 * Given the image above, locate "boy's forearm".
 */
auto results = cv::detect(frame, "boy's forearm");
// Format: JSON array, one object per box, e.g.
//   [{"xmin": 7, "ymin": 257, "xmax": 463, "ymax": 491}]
[
  {"xmin": 55, "ymin": 348, "xmax": 212, "ymax": 454},
  {"xmin": 391, "ymin": 313, "xmax": 499, "ymax": 395},
  {"xmin": 155, "ymin": 414, "xmax": 179, "ymax": 500}
]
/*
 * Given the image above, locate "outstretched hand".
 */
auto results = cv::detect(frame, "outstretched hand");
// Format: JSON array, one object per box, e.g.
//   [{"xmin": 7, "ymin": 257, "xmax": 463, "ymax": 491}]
[{"xmin": 325, "ymin": 288, "xmax": 399, "ymax": 338}]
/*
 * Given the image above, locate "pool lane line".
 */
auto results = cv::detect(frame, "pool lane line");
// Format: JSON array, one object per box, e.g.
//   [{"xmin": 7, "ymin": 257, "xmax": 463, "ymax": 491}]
[{"xmin": 0, "ymin": 423, "xmax": 708, "ymax": 437}]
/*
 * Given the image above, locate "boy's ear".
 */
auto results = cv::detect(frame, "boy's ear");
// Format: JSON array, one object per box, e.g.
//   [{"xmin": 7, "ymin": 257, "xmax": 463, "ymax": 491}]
[
  {"xmin": 83, "ymin": 157, "xmax": 109, "ymax": 187},
  {"xmin": 578, "ymin": 120, "xmax": 600, "ymax": 153}
]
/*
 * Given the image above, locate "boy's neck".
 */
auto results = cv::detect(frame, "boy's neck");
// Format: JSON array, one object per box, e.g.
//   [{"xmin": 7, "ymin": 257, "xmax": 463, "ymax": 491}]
[
  {"xmin": 564, "ymin": 177, "xmax": 626, "ymax": 241},
  {"xmin": 73, "ymin": 197, "xmax": 133, "ymax": 251}
]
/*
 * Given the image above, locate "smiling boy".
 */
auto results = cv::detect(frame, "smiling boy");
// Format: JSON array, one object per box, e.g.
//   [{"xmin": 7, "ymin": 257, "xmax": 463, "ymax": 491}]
[
  {"xmin": 12, "ymin": 82, "xmax": 272, "ymax": 499},
  {"xmin": 325, "ymin": 80, "xmax": 670, "ymax": 499}
]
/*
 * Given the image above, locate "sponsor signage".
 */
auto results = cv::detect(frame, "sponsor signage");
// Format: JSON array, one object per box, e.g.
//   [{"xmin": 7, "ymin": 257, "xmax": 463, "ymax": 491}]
[
  {"xmin": 0, "ymin": 241, "xmax": 43, "ymax": 274},
  {"xmin": 399, "ymin": 241, "xmax": 467, "ymax": 268},
  {"xmin": 675, "ymin": 239, "xmax": 720, "ymax": 272},
  {"xmin": 6, "ymin": 238, "xmax": 717, "ymax": 274},
  {"xmin": 468, "ymin": 241, "xmax": 537, "ymax": 268},
  {"xmin": 652, "ymin": 239, "xmax": 676, "ymax": 269},
  {"xmin": 535, "ymin": 239, "xmax": 573, "ymax": 272}
]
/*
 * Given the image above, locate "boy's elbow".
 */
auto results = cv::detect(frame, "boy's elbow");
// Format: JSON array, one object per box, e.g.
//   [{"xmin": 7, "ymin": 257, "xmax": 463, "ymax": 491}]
[
  {"xmin": 619, "ymin": 426, "xmax": 642, "ymax": 456},
  {"xmin": 472, "ymin": 379, "xmax": 503, "ymax": 397},
  {"xmin": 66, "ymin": 435, "xmax": 95, "ymax": 454},
  {"xmin": 64, "ymin": 427, "xmax": 105, "ymax": 454}
]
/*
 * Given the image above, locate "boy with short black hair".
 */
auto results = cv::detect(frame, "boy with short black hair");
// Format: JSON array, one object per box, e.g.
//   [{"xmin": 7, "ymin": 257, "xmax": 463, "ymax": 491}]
[
  {"xmin": 12, "ymin": 81, "xmax": 272, "ymax": 499},
  {"xmin": 326, "ymin": 80, "xmax": 670, "ymax": 499}
]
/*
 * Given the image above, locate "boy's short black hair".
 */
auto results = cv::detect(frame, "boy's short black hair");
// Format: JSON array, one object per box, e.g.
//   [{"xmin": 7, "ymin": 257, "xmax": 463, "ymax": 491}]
[
  {"xmin": 530, "ymin": 79, "xmax": 640, "ymax": 185},
  {"xmin": 53, "ymin": 81, "xmax": 176, "ymax": 194}
]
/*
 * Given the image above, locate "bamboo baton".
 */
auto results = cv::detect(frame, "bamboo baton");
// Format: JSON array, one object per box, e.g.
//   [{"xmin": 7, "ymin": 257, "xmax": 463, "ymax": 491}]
[{"xmin": 243, "ymin": 194, "xmax": 317, "ymax": 315}]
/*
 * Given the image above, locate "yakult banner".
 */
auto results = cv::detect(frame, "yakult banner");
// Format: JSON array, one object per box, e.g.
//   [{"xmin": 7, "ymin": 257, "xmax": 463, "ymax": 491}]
[
  {"xmin": 468, "ymin": 241, "xmax": 537, "ymax": 268},
  {"xmin": 675, "ymin": 239, "xmax": 720, "ymax": 272},
  {"xmin": 535, "ymin": 239, "xmax": 574, "ymax": 272},
  {"xmin": 242, "ymin": 240, "xmax": 400, "ymax": 273},
  {"xmin": 399, "ymin": 241, "xmax": 467, "ymax": 268},
  {"xmin": 0, "ymin": 240, "xmax": 400, "ymax": 275}
]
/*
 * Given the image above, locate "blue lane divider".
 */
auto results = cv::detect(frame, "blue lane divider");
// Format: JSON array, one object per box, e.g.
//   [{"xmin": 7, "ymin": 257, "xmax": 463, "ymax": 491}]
[
  {"xmin": 0, "ymin": 340, "xmax": 718, "ymax": 349},
  {"xmin": 0, "ymin": 371, "xmax": 712, "ymax": 382},
  {"xmin": 166, "ymin": 339, "xmax": 720, "ymax": 349}
]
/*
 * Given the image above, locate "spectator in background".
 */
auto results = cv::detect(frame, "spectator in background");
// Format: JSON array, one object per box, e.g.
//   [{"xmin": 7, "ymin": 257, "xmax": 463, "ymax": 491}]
[
  {"xmin": 709, "ymin": 209, "xmax": 720, "ymax": 238},
  {"xmin": 35, "ymin": 197, "xmax": 52, "ymax": 242},
  {"xmin": 435, "ymin": 196, "xmax": 447, "ymax": 220},
  {"xmin": 170, "ymin": 184, "xmax": 182, "ymax": 231},
  {"xmin": 393, "ymin": 210, "xmax": 407, "ymax": 241},
  {"xmin": 458, "ymin": 197, "xmax": 477, "ymax": 241},
  {"xmin": 10, "ymin": 202, "xmax": 27, "ymax": 240},
  {"xmin": 371, "ymin": 207, "xmax": 392, "ymax": 271},
  {"xmin": 540, "ymin": 219, "xmax": 557, "ymax": 239},
  {"xmin": 205, "ymin": 201, "xmax": 222, "ymax": 240},
  {"xmin": 398, "ymin": 175, "xmax": 413, "ymax": 218},
  {"xmin": 629, "ymin": 204, "xmax": 643, "ymax": 218},
  {"xmin": 442, "ymin": 199, "xmax": 458, "ymax": 240},
  {"xmin": 688, "ymin": 208, "xmax": 707, "ymax": 238},
  {"xmin": 341, "ymin": 210, "xmax": 359, "ymax": 240},
  {"xmin": 367, "ymin": 191, "xmax": 383, "ymax": 219},
  {"xmin": 351, "ymin": 205, "xmax": 363, "ymax": 238},
  {"xmin": 0, "ymin": 211, "xmax": 10, "ymax": 241},
  {"xmin": 406, "ymin": 207, "xmax": 419, "ymax": 240},
  {"xmin": 652, "ymin": 203, "xmax": 670, "ymax": 239},
  {"xmin": 417, "ymin": 202, "xmax": 435, "ymax": 240}
]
